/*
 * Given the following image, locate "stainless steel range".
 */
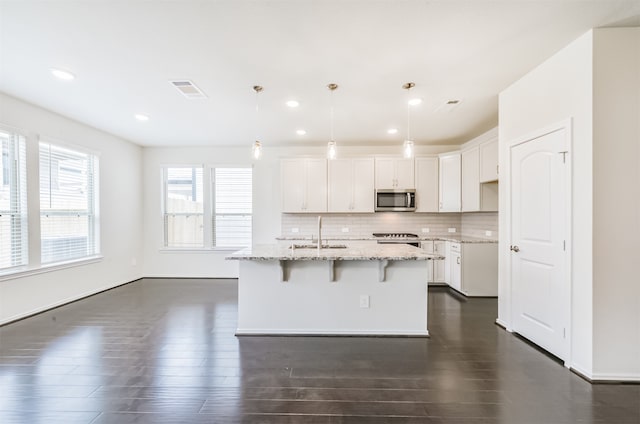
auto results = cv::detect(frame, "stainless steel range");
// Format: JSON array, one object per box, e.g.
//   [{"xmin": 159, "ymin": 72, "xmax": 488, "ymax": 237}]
[{"xmin": 372, "ymin": 232, "xmax": 420, "ymax": 247}]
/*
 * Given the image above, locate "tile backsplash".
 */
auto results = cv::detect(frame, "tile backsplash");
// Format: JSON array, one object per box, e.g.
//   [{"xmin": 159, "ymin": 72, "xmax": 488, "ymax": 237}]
[{"xmin": 281, "ymin": 212, "xmax": 498, "ymax": 239}]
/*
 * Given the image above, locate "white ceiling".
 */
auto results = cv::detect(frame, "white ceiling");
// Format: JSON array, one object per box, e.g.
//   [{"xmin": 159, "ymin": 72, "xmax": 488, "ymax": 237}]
[{"xmin": 1, "ymin": 0, "xmax": 639, "ymax": 148}]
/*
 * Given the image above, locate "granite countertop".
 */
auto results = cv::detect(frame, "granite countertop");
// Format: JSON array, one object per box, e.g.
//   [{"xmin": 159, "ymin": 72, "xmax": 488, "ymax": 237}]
[
  {"xmin": 226, "ymin": 244, "xmax": 444, "ymax": 261},
  {"xmin": 276, "ymin": 235, "xmax": 497, "ymax": 244}
]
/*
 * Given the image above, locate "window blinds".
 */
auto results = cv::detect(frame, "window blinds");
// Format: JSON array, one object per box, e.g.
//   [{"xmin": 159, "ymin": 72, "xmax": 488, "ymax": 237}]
[
  {"xmin": 0, "ymin": 131, "xmax": 28, "ymax": 270},
  {"xmin": 164, "ymin": 167, "xmax": 204, "ymax": 248},
  {"xmin": 212, "ymin": 168, "xmax": 252, "ymax": 248},
  {"xmin": 39, "ymin": 142, "xmax": 99, "ymax": 263}
]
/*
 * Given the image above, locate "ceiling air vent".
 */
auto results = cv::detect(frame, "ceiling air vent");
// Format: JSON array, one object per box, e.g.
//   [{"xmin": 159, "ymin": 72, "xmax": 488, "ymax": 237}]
[
  {"xmin": 169, "ymin": 80, "xmax": 207, "ymax": 99},
  {"xmin": 435, "ymin": 99, "xmax": 462, "ymax": 113}
]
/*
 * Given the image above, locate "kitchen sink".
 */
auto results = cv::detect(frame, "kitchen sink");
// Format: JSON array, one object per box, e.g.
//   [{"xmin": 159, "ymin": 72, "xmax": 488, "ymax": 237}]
[{"xmin": 289, "ymin": 244, "xmax": 347, "ymax": 249}]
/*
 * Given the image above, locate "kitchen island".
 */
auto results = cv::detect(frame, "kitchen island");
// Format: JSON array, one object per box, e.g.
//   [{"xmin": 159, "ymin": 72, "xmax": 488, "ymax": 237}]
[{"xmin": 226, "ymin": 244, "xmax": 442, "ymax": 336}]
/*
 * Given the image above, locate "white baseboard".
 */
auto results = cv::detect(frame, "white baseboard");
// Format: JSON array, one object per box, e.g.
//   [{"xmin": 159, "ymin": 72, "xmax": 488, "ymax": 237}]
[
  {"xmin": 495, "ymin": 318, "xmax": 511, "ymax": 331},
  {"xmin": 236, "ymin": 328, "xmax": 430, "ymax": 337},
  {"xmin": 570, "ymin": 363, "xmax": 640, "ymax": 382}
]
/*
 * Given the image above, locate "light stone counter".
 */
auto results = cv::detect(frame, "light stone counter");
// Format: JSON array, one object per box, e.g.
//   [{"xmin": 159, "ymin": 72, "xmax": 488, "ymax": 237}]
[
  {"xmin": 227, "ymin": 243, "xmax": 443, "ymax": 261},
  {"xmin": 276, "ymin": 235, "xmax": 498, "ymax": 243}
]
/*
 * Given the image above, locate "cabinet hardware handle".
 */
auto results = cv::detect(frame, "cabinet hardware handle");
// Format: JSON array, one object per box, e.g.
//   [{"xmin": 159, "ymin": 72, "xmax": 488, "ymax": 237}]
[
  {"xmin": 510, "ymin": 245, "xmax": 520, "ymax": 253},
  {"xmin": 496, "ymin": 164, "xmax": 499, "ymax": 175},
  {"xmin": 456, "ymin": 257, "xmax": 461, "ymax": 264}
]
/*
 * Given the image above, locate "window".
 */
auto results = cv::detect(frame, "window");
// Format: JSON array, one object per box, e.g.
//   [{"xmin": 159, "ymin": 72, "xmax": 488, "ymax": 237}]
[
  {"xmin": 39, "ymin": 142, "xmax": 99, "ymax": 263},
  {"xmin": 0, "ymin": 130, "xmax": 28, "ymax": 270},
  {"xmin": 212, "ymin": 168, "xmax": 252, "ymax": 248},
  {"xmin": 163, "ymin": 167, "xmax": 204, "ymax": 248},
  {"xmin": 162, "ymin": 166, "xmax": 252, "ymax": 249}
]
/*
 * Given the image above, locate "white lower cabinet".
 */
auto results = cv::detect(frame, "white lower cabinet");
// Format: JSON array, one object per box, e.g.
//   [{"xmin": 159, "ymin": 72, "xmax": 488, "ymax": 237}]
[
  {"xmin": 433, "ymin": 241, "xmax": 446, "ymax": 283},
  {"xmin": 445, "ymin": 241, "xmax": 498, "ymax": 296},
  {"xmin": 422, "ymin": 240, "xmax": 446, "ymax": 284}
]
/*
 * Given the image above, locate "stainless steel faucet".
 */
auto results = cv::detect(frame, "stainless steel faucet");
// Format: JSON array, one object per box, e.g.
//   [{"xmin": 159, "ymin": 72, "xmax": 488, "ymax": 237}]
[{"xmin": 317, "ymin": 215, "xmax": 322, "ymax": 250}]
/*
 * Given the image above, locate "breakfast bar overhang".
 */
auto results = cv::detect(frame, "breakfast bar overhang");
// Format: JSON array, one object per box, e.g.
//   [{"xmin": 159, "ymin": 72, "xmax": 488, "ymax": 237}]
[{"xmin": 226, "ymin": 244, "xmax": 442, "ymax": 337}]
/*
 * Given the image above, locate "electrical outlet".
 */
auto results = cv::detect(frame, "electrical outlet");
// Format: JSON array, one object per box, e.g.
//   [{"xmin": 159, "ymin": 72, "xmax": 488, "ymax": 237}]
[
  {"xmin": 359, "ymin": 295, "xmax": 370, "ymax": 308},
  {"xmin": 421, "ymin": 227, "xmax": 430, "ymax": 233},
  {"xmin": 448, "ymin": 228, "xmax": 456, "ymax": 233},
  {"xmin": 485, "ymin": 230, "xmax": 493, "ymax": 237},
  {"xmin": 342, "ymin": 227, "xmax": 349, "ymax": 233},
  {"xmin": 291, "ymin": 227, "xmax": 299, "ymax": 233}
]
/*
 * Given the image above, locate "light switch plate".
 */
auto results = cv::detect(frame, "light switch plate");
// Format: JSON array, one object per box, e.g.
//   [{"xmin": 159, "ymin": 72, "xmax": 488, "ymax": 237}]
[
  {"xmin": 359, "ymin": 295, "xmax": 370, "ymax": 308},
  {"xmin": 485, "ymin": 230, "xmax": 493, "ymax": 237},
  {"xmin": 291, "ymin": 228, "xmax": 299, "ymax": 233},
  {"xmin": 342, "ymin": 227, "xmax": 350, "ymax": 233},
  {"xmin": 448, "ymin": 228, "xmax": 456, "ymax": 233},
  {"xmin": 421, "ymin": 228, "xmax": 430, "ymax": 233}
]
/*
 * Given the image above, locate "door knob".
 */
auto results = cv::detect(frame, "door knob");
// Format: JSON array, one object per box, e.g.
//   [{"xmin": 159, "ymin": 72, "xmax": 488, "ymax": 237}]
[{"xmin": 510, "ymin": 245, "xmax": 520, "ymax": 252}]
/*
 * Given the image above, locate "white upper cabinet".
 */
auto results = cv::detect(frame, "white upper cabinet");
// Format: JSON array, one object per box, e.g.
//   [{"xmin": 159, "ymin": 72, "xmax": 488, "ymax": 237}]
[
  {"xmin": 479, "ymin": 137, "xmax": 499, "ymax": 182},
  {"xmin": 375, "ymin": 158, "xmax": 415, "ymax": 189},
  {"xmin": 328, "ymin": 158, "xmax": 374, "ymax": 212},
  {"xmin": 281, "ymin": 158, "xmax": 327, "ymax": 213},
  {"xmin": 415, "ymin": 157, "xmax": 439, "ymax": 212},
  {"xmin": 461, "ymin": 147, "xmax": 480, "ymax": 212},
  {"xmin": 438, "ymin": 152, "xmax": 461, "ymax": 212}
]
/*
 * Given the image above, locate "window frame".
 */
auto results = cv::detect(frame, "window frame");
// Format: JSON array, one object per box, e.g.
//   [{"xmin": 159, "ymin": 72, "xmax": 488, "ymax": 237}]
[
  {"xmin": 38, "ymin": 139, "xmax": 101, "ymax": 265},
  {"xmin": 0, "ymin": 127, "xmax": 28, "ymax": 272},
  {"xmin": 160, "ymin": 164, "xmax": 253, "ymax": 252},
  {"xmin": 210, "ymin": 166, "xmax": 253, "ymax": 249}
]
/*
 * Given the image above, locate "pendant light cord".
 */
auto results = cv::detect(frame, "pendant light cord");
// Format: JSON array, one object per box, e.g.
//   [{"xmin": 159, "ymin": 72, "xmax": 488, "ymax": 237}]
[{"xmin": 406, "ymin": 85, "xmax": 411, "ymax": 141}]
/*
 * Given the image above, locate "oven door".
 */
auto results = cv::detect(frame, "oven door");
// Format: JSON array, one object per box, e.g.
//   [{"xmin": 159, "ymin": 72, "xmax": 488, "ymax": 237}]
[{"xmin": 375, "ymin": 190, "xmax": 416, "ymax": 211}]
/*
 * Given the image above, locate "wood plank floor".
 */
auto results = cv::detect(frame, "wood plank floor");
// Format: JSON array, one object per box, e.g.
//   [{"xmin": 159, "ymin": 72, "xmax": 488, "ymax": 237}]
[{"xmin": 0, "ymin": 278, "xmax": 638, "ymax": 423}]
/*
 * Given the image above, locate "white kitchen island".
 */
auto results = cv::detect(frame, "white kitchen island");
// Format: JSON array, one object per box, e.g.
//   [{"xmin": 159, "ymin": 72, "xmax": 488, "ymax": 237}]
[{"xmin": 226, "ymin": 244, "xmax": 442, "ymax": 337}]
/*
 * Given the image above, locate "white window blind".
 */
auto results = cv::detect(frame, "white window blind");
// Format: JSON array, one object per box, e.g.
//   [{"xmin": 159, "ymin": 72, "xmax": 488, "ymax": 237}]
[
  {"xmin": 164, "ymin": 167, "xmax": 204, "ymax": 248},
  {"xmin": 0, "ymin": 130, "xmax": 28, "ymax": 270},
  {"xmin": 212, "ymin": 168, "xmax": 252, "ymax": 248},
  {"xmin": 39, "ymin": 142, "xmax": 99, "ymax": 263}
]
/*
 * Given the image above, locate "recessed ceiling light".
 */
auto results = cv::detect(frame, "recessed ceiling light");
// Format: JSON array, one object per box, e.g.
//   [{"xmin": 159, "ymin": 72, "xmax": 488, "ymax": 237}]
[
  {"xmin": 286, "ymin": 100, "xmax": 300, "ymax": 108},
  {"xmin": 50, "ymin": 68, "xmax": 75, "ymax": 81},
  {"xmin": 387, "ymin": 128, "xmax": 398, "ymax": 134},
  {"xmin": 134, "ymin": 114, "xmax": 149, "ymax": 122},
  {"xmin": 296, "ymin": 129, "xmax": 307, "ymax": 135},
  {"xmin": 408, "ymin": 98, "xmax": 423, "ymax": 106}
]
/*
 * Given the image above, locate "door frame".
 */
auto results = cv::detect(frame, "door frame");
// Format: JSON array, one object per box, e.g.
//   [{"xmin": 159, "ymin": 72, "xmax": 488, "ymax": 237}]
[{"xmin": 506, "ymin": 118, "xmax": 573, "ymax": 366}]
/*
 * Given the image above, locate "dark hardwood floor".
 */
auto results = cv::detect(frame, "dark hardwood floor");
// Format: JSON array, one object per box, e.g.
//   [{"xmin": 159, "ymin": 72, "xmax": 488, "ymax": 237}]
[{"xmin": 0, "ymin": 278, "xmax": 638, "ymax": 423}]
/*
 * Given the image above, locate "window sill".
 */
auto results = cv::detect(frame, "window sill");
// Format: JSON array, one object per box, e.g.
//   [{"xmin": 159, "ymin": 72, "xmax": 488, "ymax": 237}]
[
  {"xmin": 159, "ymin": 248, "xmax": 243, "ymax": 254},
  {"xmin": 0, "ymin": 255, "xmax": 104, "ymax": 282}
]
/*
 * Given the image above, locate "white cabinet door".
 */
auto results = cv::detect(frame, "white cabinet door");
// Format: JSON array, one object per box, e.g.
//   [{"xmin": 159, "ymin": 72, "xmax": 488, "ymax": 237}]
[
  {"xmin": 433, "ymin": 241, "xmax": 446, "ymax": 282},
  {"xmin": 375, "ymin": 158, "xmax": 415, "ymax": 189},
  {"xmin": 281, "ymin": 159, "xmax": 306, "ymax": 212},
  {"xmin": 374, "ymin": 158, "xmax": 396, "ymax": 189},
  {"xmin": 461, "ymin": 147, "xmax": 480, "ymax": 212},
  {"xmin": 395, "ymin": 159, "xmax": 415, "ymax": 188},
  {"xmin": 449, "ymin": 243, "xmax": 462, "ymax": 292},
  {"xmin": 305, "ymin": 159, "xmax": 328, "ymax": 212},
  {"xmin": 351, "ymin": 158, "xmax": 375, "ymax": 212},
  {"xmin": 444, "ymin": 241, "xmax": 451, "ymax": 284},
  {"xmin": 281, "ymin": 158, "xmax": 327, "ymax": 213},
  {"xmin": 421, "ymin": 241, "xmax": 434, "ymax": 282},
  {"xmin": 328, "ymin": 159, "xmax": 352, "ymax": 212},
  {"xmin": 328, "ymin": 158, "xmax": 374, "ymax": 212},
  {"xmin": 415, "ymin": 157, "xmax": 439, "ymax": 212},
  {"xmin": 439, "ymin": 153, "xmax": 461, "ymax": 212},
  {"xmin": 479, "ymin": 138, "xmax": 499, "ymax": 182}
]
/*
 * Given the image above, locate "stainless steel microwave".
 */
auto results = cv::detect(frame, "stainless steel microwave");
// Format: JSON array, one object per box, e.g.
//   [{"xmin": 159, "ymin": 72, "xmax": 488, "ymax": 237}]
[{"xmin": 375, "ymin": 189, "xmax": 416, "ymax": 212}]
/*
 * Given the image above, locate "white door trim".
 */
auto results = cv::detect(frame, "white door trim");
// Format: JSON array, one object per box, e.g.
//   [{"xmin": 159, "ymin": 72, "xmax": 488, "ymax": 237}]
[{"xmin": 506, "ymin": 118, "xmax": 573, "ymax": 367}]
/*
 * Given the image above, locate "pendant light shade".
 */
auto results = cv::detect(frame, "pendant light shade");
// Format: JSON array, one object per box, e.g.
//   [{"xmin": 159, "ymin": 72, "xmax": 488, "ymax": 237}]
[
  {"xmin": 403, "ymin": 82, "xmax": 415, "ymax": 158},
  {"xmin": 252, "ymin": 85, "xmax": 263, "ymax": 159},
  {"xmin": 327, "ymin": 83, "xmax": 338, "ymax": 160}
]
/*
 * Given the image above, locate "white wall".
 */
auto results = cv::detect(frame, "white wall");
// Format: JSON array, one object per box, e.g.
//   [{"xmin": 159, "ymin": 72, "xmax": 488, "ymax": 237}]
[
  {"xmin": 0, "ymin": 93, "xmax": 143, "ymax": 324},
  {"xmin": 499, "ymin": 31, "xmax": 594, "ymax": 374},
  {"xmin": 142, "ymin": 144, "xmax": 454, "ymax": 278},
  {"xmin": 592, "ymin": 28, "xmax": 640, "ymax": 380},
  {"xmin": 499, "ymin": 28, "xmax": 640, "ymax": 381}
]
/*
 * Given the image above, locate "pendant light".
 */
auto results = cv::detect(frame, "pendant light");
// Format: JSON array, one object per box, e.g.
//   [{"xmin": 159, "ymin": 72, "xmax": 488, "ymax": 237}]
[
  {"xmin": 252, "ymin": 85, "xmax": 263, "ymax": 160},
  {"xmin": 403, "ymin": 82, "xmax": 415, "ymax": 158},
  {"xmin": 327, "ymin": 83, "xmax": 338, "ymax": 160}
]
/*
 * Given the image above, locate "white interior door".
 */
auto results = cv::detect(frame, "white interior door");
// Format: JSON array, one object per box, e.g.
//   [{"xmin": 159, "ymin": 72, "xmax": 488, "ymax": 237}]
[{"xmin": 510, "ymin": 128, "xmax": 568, "ymax": 361}]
